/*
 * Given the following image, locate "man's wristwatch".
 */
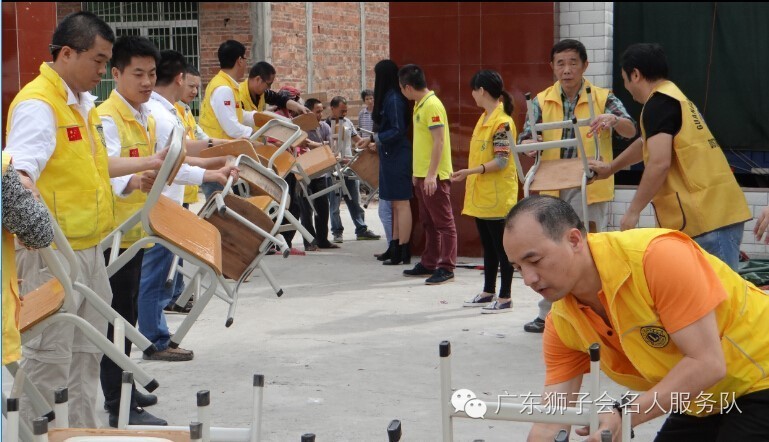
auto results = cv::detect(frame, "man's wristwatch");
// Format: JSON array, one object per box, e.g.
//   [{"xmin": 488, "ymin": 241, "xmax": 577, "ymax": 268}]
[{"xmin": 208, "ymin": 139, "xmax": 214, "ymax": 148}]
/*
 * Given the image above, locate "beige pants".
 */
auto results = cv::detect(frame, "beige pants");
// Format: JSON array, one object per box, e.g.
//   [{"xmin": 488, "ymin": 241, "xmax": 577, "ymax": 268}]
[{"xmin": 16, "ymin": 245, "xmax": 112, "ymax": 428}]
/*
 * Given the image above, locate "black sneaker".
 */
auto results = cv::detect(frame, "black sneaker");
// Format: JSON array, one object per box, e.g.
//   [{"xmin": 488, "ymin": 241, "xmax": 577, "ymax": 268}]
[
  {"xmin": 356, "ymin": 230, "xmax": 381, "ymax": 240},
  {"xmin": 164, "ymin": 301, "xmax": 193, "ymax": 314},
  {"xmin": 108, "ymin": 407, "xmax": 167, "ymax": 428},
  {"xmin": 425, "ymin": 268, "xmax": 454, "ymax": 285},
  {"xmin": 524, "ymin": 317, "xmax": 546, "ymax": 333},
  {"xmin": 403, "ymin": 262, "xmax": 434, "ymax": 277}
]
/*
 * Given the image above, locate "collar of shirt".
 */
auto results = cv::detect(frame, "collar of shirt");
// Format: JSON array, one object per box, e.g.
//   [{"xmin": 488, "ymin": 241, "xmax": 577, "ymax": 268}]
[
  {"xmin": 150, "ymin": 91, "xmax": 178, "ymax": 113},
  {"xmin": 414, "ymin": 91, "xmax": 436, "ymax": 113},
  {"xmin": 225, "ymin": 72, "xmax": 240, "ymax": 86},
  {"xmin": 559, "ymin": 79, "xmax": 584, "ymax": 108},
  {"xmin": 114, "ymin": 90, "xmax": 151, "ymax": 127}
]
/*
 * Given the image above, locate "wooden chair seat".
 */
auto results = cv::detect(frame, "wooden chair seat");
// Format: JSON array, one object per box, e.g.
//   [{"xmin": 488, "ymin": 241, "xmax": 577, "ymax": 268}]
[
  {"xmin": 529, "ymin": 158, "xmax": 587, "ymax": 192},
  {"xmin": 246, "ymin": 195, "xmax": 273, "ymax": 211},
  {"xmin": 296, "ymin": 145, "xmax": 338, "ymax": 178},
  {"xmin": 19, "ymin": 279, "xmax": 65, "ymax": 333},
  {"xmin": 149, "ymin": 195, "xmax": 222, "ymax": 276},
  {"xmin": 199, "ymin": 140, "xmax": 258, "ymax": 160},
  {"xmin": 253, "ymin": 144, "xmax": 296, "ymax": 178},
  {"xmin": 205, "ymin": 194, "xmax": 275, "ymax": 280},
  {"xmin": 292, "ymin": 113, "xmax": 319, "ymax": 132},
  {"xmin": 48, "ymin": 428, "xmax": 189, "ymax": 442},
  {"xmin": 348, "ymin": 149, "xmax": 380, "ymax": 188}
]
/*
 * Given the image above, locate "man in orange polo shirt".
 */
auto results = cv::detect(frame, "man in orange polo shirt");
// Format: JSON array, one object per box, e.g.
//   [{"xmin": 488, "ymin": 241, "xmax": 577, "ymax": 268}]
[{"xmin": 503, "ymin": 195, "xmax": 769, "ymax": 441}]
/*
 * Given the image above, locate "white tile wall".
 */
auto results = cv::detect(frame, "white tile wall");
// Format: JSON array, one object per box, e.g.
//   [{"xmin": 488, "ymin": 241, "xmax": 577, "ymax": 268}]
[
  {"xmin": 608, "ymin": 187, "xmax": 769, "ymax": 259},
  {"xmin": 558, "ymin": 2, "xmax": 614, "ymax": 88}
]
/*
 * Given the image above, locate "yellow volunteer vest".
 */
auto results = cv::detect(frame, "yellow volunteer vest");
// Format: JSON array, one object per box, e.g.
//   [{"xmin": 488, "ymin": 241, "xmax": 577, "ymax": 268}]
[
  {"xmin": 199, "ymin": 71, "xmax": 243, "ymax": 139},
  {"xmin": 551, "ymin": 229, "xmax": 769, "ymax": 414},
  {"xmin": 462, "ymin": 103, "xmax": 518, "ymax": 218},
  {"xmin": 412, "ymin": 91, "xmax": 453, "ymax": 179},
  {"xmin": 2, "ymin": 153, "xmax": 22, "ymax": 365},
  {"xmin": 538, "ymin": 80, "xmax": 614, "ymax": 204},
  {"xmin": 97, "ymin": 91, "xmax": 157, "ymax": 248},
  {"xmin": 7, "ymin": 63, "xmax": 113, "ymax": 250},
  {"xmin": 175, "ymin": 102, "xmax": 200, "ymax": 204},
  {"xmin": 239, "ymin": 80, "xmax": 265, "ymax": 112},
  {"xmin": 640, "ymin": 81, "xmax": 750, "ymax": 238}
]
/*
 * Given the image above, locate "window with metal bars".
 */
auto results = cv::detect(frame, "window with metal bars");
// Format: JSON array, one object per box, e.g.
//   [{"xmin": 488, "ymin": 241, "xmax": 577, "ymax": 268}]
[{"xmin": 84, "ymin": 2, "xmax": 201, "ymax": 116}]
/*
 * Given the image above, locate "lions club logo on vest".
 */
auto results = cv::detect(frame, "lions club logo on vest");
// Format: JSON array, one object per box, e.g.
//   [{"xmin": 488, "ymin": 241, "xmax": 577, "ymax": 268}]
[{"xmin": 640, "ymin": 326, "xmax": 669, "ymax": 348}]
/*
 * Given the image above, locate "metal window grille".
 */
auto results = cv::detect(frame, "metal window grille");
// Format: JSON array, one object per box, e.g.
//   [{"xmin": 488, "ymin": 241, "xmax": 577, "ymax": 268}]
[{"xmin": 84, "ymin": 2, "xmax": 201, "ymax": 116}]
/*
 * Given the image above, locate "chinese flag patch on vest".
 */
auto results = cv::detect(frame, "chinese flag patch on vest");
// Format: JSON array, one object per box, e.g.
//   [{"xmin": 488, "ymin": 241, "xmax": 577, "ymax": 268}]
[
  {"xmin": 432, "ymin": 116, "xmax": 440, "ymax": 123},
  {"xmin": 129, "ymin": 148, "xmax": 139, "ymax": 158},
  {"xmin": 66, "ymin": 126, "xmax": 82, "ymax": 141},
  {"xmin": 224, "ymin": 100, "xmax": 231, "ymax": 106}
]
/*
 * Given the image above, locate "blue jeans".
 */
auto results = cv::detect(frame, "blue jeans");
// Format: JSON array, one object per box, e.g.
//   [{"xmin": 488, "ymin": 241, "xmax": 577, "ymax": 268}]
[
  {"xmin": 693, "ymin": 222, "xmax": 744, "ymax": 271},
  {"xmin": 201, "ymin": 182, "xmax": 224, "ymax": 201},
  {"xmin": 169, "ymin": 260, "xmax": 184, "ymax": 306},
  {"xmin": 329, "ymin": 176, "xmax": 367, "ymax": 235},
  {"xmin": 137, "ymin": 244, "xmax": 174, "ymax": 350},
  {"xmin": 379, "ymin": 199, "xmax": 393, "ymax": 243}
]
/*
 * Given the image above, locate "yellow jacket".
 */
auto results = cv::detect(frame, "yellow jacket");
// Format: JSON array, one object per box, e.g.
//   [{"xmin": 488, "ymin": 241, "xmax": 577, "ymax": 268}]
[
  {"xmin": 7, "ymin": 63, "xmax": 113, "ymax": 250},
  {"xmin": 174, "ymin": 102, "xmax": 200, "ymax": 204},
  {"xmin": 641, "ymin": 81, "xmax": 750, "ymax": 237},
  {"xmin": 2, "ymin": 153, "xmax": 21, "ymax": 365},
  {"xmin": 239, "ymin": 80, "xmax": 265, "ymax": 112},
  {"xmin": 552, "ymin": 229, "xmax": 769, "ymax": 413},
  {"xmin": 537, "ymin": 80, "xmax": 614, "ymax": 204},
  {"xmin": 462, "ymin": 103, "xmax": 518, "ymax": 218},
  {"xmin": 199, "ymin": 71, "xmax": 243, "ymax": 139},
  {"xmin": 97, "ymin": 91, "xmax": 157, "ymax": 248}
]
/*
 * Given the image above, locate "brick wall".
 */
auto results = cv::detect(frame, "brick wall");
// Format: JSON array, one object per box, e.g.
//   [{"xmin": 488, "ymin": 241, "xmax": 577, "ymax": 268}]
[
  {"xmin": 56, "ymin": 1, "xmax": 81, "ymax": 21},
  {"xmin": 609, "ymin": 187, "xmax": 769, "ymax": 258},
  {"xmin": 270, "ymin": 2, "xmax": 307, "ymax": 92},
  {"xmin": 198, "ymin": 2, "xmax": 253, "ymax": 84},
  {"xmin": 558, "ymin": 2, "xmax": 613, "ymax": 88}
]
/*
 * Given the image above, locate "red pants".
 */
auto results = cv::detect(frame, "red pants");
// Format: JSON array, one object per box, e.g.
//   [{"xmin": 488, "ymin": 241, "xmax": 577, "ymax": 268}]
[{"xmin": 414, "ymin": 178, "xmax": 457, "ymax": 271}]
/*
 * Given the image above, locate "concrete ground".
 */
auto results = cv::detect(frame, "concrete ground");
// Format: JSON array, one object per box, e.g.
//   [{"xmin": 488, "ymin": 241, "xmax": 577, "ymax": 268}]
[{"xmin": 5, "ymin": 201, "xmax": 661, "ymax": 441}]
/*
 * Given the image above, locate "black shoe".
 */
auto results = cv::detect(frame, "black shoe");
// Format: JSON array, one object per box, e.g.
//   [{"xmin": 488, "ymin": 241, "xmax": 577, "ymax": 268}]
[
  {"xmin": 403, "ymin": 262, "xmax": 434, "ymax": 277},
  {"xmin": 382, "ymin": 243, "xmax": 403, "ymax": 265},
  {"xmin": 399, "ymin": 242, "xmax": 411, "ymax": 265},
  {"xmin": 135, "ymin": 390, "xmax": 158, "ymax": 408},
  {"xmin": 109, "ymin": 407, "xmax": 167, "ymax": 428},
  {"xmin": 164, "ymin": 300, "xmax": 193, "ymax": 314},
  {"xmin": 524, "ymin": 317, "xmax": 546, "ymax": 333},
  {"xmin": 425, "ymin": 268, "xmax": 454, "ymax": 285},
  {"xmin": 376, "ymin": 240, "xmax": 397, "ymax": 261}
]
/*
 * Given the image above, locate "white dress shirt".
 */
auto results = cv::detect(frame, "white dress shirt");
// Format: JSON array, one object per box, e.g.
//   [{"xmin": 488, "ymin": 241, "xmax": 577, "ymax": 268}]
[
  {"xmin": 146, "ymin": 91, "xmax": 206, "ymax": 204},
  {"xmin": 5, "ymin": 71, "xmax": 96, "ymax": 182},
  {"xmin": 210, "ymin": 73, "xmax": 254, "ymax": 139},
  {"xmin": 100, "ymin": 91, "xmax": 152, "ymax": 197}
]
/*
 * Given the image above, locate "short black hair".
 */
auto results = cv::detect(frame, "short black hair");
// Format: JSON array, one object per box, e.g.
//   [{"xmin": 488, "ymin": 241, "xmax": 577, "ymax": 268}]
[
  {"xmin": 398, "ymin": 64, "xmax": 427, "ymax": 90},
  {"xmin": 551, "ymin": 39, "xmax": 588, "ymax": 63},
  {"xmin": 51, "ymin": 11, "xmax": 115, "ymax": 61},
  {"xmin": 155, "ymin": 50, "xmax": 187, "ymax": 87},
  {"xmin": 360, "ymin": 89, "xmax": 374, "ymax": 100},
  {"xmin": 248, "ymin": 61, "xmax": 276, "ymax": 80},
  {"xmin": 217, "ymin": 40, "xmax": 246, "ymax": 69},
  {"xmin": 621, "ymin": 43, "xmax": 669, "ymax": 81},
  {"xmin": 330, "ymin": 96, "xmax": 347, "ymax": 108},
  {"xmin": 185, "ymin": 65, "xmax": 201, "ymax": 77},
  {"xmin": 505, "ymin": 195, "xmax": 586, "ymax": 240},
  {"xmin": 305, "ymin": 98, "xmax": 322, "ymax": 110},
  {"xmin": 111, "ymin": 36, "xmax": 160, "ymax": 73}
]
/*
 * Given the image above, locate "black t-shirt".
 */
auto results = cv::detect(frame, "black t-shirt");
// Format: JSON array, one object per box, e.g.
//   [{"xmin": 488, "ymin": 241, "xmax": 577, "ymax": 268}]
[{"xmin": 641, "ymin": 92, "xmax": 682, "ymax": 139}]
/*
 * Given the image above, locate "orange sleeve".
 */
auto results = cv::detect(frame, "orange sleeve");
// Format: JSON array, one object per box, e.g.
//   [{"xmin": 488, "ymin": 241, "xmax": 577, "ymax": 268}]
[
  {"xmin": 643, "ymin": 234, "xmax": 728, "ymax": 334},
  {"xmin": 543, "ymin": 314, "xmax": 590, "ymax": 385}
]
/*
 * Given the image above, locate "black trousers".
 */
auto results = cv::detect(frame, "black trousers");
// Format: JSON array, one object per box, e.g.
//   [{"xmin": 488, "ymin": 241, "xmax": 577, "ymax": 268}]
[
  {"xmin": 298, "ymin": 177, "xmax": 331, "ymax": 247},
  {"xmin": 282, "ymin": 174, "xmax": 301, "ymax": 248},
  {"xmin": 100, "ymin": 248, "xmax": 144, "ymax": 414},
  {"xmin": 475, "ymin": 218, "xmax": 513, "ymax": 298},
  {"xmin": 654, "ymin": 389, "xmax": 769, "ymax": 441}
]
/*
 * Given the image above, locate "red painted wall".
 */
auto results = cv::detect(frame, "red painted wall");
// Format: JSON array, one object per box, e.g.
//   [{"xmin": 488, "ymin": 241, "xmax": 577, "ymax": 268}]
[
  {"xmin": 2, "ymin": 2, "xmax": 56, "ymax": 144},
  {"xmin": 390, "ymin": 2, "xmax": 553, "ymax": 257}
]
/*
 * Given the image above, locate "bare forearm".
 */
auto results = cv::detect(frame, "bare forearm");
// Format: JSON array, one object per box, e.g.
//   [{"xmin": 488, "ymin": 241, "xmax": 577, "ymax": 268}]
[
  {"xmin": 629, "ymin": 160, "xmax": 668, "ymax": 213},
  {"xmin": 187, "ymin": 156, "xmax": 228, "ymax": 170},
  {"xmin": 107, "ymin": 156, "xmax": 156, "ymax": 177},
  {"xmin": 614, "ymin": 117, "xmax": 637, "ymax": 139}
]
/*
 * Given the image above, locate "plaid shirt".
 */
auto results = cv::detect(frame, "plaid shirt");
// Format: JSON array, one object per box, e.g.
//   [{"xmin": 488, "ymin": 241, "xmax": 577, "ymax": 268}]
[{"xmin": 519, "ymin": 80, "xmax": 635, "ymax": 158}]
